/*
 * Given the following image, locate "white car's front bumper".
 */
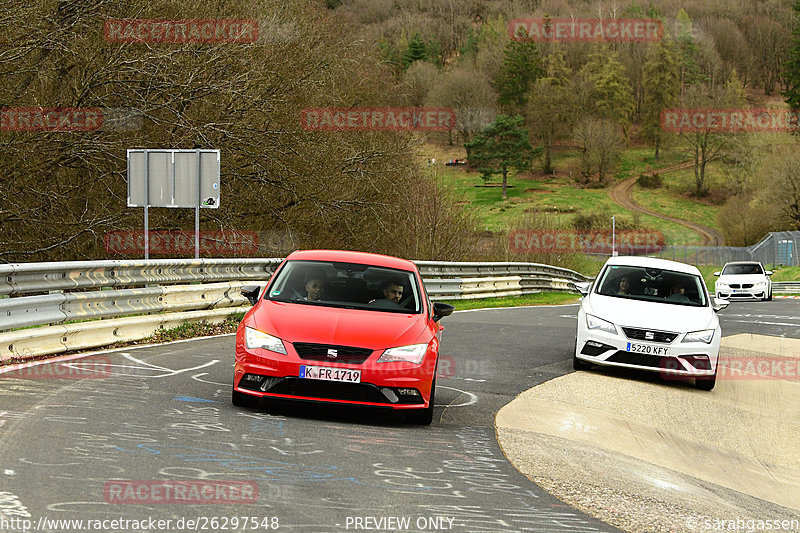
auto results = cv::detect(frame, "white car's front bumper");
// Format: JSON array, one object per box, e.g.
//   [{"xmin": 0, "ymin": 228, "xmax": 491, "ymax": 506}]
[
  {"xmin": 575, "ymin": 319, "xmax": 719, "ymax": 377},
  {"xmin": 715, "ymin": 286, "xmax": 768, "ymax": 300}
]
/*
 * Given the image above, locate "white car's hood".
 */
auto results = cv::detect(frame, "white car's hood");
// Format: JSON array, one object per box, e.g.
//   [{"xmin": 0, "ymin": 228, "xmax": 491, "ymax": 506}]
[
  {"xmin": 717, "ymin": 274, "xmax": 767, "ymax": 285},
  {"xmin": 586, "ymin": 294, "xmax": 715, "ymax": 332}
]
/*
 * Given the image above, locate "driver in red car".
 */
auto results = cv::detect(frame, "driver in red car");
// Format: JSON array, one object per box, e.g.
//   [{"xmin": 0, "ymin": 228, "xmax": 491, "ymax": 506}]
[
  {"xmin": 369, "ymin": 278, "xmax": 403, "ymax": 305},
  {"xmin": 303, "ymin": 274, "xmax": 326, "ymax": 301}
]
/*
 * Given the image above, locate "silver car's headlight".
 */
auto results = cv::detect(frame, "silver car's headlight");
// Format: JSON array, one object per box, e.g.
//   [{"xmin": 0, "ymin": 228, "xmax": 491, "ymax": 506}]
[
  {"xmin": 245, "ymin": 327, "xmax": 287, "ymax": 354},
  {"xmin": 377, "ymin": 343, "xmax": 428, "ymax": 364},
  {"xmin": 682, "ymin": 329, "xmax": 715, "ymax": 344},
  {"xmin": 586, "ymin": 314, "xmax": 617, "ymax": 335}
]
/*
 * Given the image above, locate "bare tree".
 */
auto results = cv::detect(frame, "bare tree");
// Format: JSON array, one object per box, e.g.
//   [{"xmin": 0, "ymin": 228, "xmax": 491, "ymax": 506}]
[
  {"xmin": 0, "ymin": 0, "xmax": 472, "ymax": 261},
  {"xmin": 425, "ymin": 65, "xmax": 497, "ymax": 145},
  {"xmin": 572, "ymin": 118, "xmax": 624, "ymax": 186},
  {"xmin": 757, "ymin": 146, "xmax": 800, "ymax": 230}
]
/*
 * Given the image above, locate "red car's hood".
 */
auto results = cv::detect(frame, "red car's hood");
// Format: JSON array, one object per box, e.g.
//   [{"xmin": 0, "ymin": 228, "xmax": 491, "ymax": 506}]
[{"xmin": 249, "ymin": 301, "xmax": 429, "ymax": 350}]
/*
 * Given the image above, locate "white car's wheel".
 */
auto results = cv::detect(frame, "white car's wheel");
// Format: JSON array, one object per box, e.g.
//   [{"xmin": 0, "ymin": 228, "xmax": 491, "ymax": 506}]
[
  {"xmin": 694, "ymin": 370, "xmax": 716, "ymax": 391},
  {"xmin": 573, "ymin": 338, "xmax": 590, "ymax": 371}
]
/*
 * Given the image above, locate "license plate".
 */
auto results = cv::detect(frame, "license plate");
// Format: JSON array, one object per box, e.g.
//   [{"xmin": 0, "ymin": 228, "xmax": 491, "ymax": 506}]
[
  {"xmin": 299, "ymin": 365, "xmax": 361, "ymax": 383},
  {"xmin": 626, "ymin": 342, "xmax": 669, "ymax": 356},
  {"xmin": 732, "ymin": 289, "xmax": 747, "ymax": 293}
]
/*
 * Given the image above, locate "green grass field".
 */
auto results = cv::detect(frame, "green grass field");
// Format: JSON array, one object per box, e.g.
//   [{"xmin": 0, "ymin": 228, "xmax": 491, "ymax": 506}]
[
  {"xmin": 439, "ymin": 291, "xmax": 580, "ymax": 310},
  {"xmin": 432, "ymin": 143, "xmax": 717, "ymax": 246}
]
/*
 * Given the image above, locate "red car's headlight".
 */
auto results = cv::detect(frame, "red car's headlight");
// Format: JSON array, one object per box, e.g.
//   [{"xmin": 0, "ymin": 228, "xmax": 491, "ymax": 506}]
[
  {"xmin": 244, "ymin": 327, "xmax": 287, "ymax": 354},
  {"xmin": 377, "ymin": 343, "xmax": 428, "ymax": 364}
]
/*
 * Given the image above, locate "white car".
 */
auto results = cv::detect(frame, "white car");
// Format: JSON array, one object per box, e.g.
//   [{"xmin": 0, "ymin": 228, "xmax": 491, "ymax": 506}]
[
  {"xmin": 574, "ymin": 256, "xmax": 729, "ymax": 390},
  {"xmin": 714, "ymin": 261, "xmax": 773, "ymax": 301}
]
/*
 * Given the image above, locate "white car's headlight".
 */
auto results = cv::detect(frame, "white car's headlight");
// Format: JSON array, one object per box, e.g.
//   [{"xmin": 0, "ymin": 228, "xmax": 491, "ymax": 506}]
[
  {"xmin": 377, "ymin": 343, "xmax": 428, "ymax": 364},
  {"xmin": 245, "ymin": 327, "xmax": 287, "ymax": 354},
  {"xmin": 682, "ymin": 329, "xmax": 715, "ymax": 344},
  {"xmin": 586, "ymin": 314, "xmax": 617, "ymax": 335}
]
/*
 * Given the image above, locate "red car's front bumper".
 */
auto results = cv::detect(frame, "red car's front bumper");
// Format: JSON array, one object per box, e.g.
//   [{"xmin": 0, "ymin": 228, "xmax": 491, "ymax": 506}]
[{"xmin": 234, "ymin": 337, "xmax": 436, "ymax": 410}]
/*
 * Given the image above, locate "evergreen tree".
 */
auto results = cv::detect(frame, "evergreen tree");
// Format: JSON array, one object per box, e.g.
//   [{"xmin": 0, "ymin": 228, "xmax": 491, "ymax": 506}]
[
  {"xmin": 402, "ymin": 33, "xmax": 427, "ymax": 69},
  {"xmin": 675, "ymin": 9, "xmax": 704, "ymax": 90},
  {"xmin": 465, "ymin": 115, "xmax": 538, "ymax": 200},
  {"xmin": 595, "ymin": 53, "xmax": 635, "ymax": 134},
  {"xmin": 582, "ymin": 49, "xmax": 635, "ymax": 138},
  {"xmin": 642, "ymin": 40, "xmax": 680, "ymax": 160},
  {"xmin": 496, "ymin": 29, "xmax": 541, "ymax": 113},
  {"xmin": 527, "ymin": 47, "xmax": 574, "ymax": 173},
  {"xmin": 783, "ymin": 0, "xmax": 800, "ymax": 131}
]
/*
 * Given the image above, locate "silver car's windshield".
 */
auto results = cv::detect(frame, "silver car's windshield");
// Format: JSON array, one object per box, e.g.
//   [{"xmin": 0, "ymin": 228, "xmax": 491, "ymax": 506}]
[
  {"xmin": 596, "ymin": 265, "xmax": 707, "ymax": 307},
  {"xmin": 722, "ymin": 263, "xmax": 764, "ymax": 275},
  {"xmin": 265, "ymin": 260, "xmax": 422, "ymax": 313}
]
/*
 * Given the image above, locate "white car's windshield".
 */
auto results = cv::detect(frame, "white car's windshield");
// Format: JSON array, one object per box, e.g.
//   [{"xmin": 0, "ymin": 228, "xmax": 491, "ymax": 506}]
[
  {"xmin": 722, "ymin": 263, "xmax": 764, "ymax": 275},
  {"xmin": 596, "ymin": 265, "xmax": 707, "ymax": 306},
  {"xmin": 265, "ymin": 260, "xmax": 422, "ymax": 313}
]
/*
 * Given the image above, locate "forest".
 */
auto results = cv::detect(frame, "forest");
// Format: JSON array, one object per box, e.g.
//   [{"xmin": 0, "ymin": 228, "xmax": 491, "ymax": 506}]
[{"xmin": 1, "ymin": 0, "xmax": 798, "ymax": 263}]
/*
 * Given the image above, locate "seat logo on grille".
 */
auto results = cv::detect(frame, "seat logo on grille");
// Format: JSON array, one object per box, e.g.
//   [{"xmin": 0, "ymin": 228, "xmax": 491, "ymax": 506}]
[
  {"xmin": 327, "ymin": 349, "xmax": 338, "ymax": 358},
  {"xmin": 645, "ymin": 332, "xmax": 654, "ymax": 340}
]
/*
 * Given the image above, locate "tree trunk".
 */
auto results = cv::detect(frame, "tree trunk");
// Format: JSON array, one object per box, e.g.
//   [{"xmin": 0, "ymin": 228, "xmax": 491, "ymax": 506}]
[
  {"xmin": 543, "ymin": 140, "xmax": 553, "ymax": 174},
  {"xmin": 502, "ymin": 166, "xmax": 508, "ymax": 200},
  {"xmin": 693, "ymin": 143, "xmax": 701, "ymax": 195}
]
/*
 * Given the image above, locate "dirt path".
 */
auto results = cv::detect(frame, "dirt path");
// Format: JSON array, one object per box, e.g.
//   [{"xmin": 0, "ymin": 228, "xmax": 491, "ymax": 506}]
[{"xmin": 608, "ymin": 161, "xmax": 725, "ymax": 245}]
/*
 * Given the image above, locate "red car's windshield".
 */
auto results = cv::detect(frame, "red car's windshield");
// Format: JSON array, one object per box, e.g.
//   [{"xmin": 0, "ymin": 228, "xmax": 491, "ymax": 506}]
[{"xmin": 265, "ymin": 260, "xmax": 423, "ymax": 313}]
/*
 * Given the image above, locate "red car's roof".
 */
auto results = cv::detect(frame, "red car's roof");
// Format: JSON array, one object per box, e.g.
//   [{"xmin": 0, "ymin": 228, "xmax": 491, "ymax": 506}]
[{"xmin": 285, "ymin": 249, "xmax": 417, "ymax": 271}]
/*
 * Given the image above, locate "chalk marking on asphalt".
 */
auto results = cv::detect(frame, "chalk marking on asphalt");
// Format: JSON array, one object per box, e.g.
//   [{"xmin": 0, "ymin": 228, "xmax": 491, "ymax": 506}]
[{"xmin": 438, "ymin": 386, "xmax": 478, "ymax": 407}]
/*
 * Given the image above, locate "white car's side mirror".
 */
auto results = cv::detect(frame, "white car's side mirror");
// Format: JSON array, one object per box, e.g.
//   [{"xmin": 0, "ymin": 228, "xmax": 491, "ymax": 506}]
[
  {"xmin": 713, "ymin": 297, "xmax": 729, "ymax": 312},
  {"xmin": 766, "ymin": 270, "xmax": 774, "ymax": 276},
  {"xmin": 575, "ymin": 282, "xmax": 592, "ymax": 297},
  {"xmin": 713, "ymin": 271, "xmax": 721, "ymax": 276}
]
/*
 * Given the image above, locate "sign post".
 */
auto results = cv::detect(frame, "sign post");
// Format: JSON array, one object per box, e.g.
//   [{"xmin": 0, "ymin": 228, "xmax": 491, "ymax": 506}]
[{"xmin": 127, "ymin": 149, "xmax": 220, "ymax": 259}]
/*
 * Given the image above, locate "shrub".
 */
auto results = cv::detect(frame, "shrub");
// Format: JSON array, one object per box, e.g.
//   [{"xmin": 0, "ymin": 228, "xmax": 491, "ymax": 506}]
[{"xmin": 637, "ymin": 172, "xmax": 663, "ymax": 188}]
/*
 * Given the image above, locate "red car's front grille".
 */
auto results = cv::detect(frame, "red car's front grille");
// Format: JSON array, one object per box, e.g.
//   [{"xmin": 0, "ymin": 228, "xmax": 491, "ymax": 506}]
[
  {"xmin": 269, "ymin": 378, "xmax": 394, "ymax": 403},
  {"xmin": 292, "ymin": 342, "xmax": 373, "ymax": 364}
]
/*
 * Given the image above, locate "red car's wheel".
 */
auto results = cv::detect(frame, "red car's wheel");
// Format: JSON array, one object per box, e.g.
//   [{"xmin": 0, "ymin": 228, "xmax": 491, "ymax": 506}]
[
  {"xmin": 408, "ymin": 378, "xmax": 435, "ymax": 425},
  {"xmin": 232, "ymin": 379, "xmax": 257, "ymax": 408}
]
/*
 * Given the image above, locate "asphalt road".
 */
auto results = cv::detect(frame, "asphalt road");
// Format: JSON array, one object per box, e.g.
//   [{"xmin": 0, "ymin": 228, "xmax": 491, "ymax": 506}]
[{"xmin": 0, "ymin": 299, "xmax": 796, "ymax": 533}]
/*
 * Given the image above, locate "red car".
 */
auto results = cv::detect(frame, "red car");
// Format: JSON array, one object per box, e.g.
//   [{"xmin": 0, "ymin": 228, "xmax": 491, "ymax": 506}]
[{"xmin": 232, "ymin": 250, "xmax": 454, "ymax": 424}]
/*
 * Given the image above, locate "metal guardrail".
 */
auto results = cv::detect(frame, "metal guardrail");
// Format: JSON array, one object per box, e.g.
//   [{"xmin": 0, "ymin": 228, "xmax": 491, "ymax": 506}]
[
  {"xmin": 773, "ymin": 281, "xmax": 800, "ymax": 294},
  {"xmin": 0, "ymin": 258, "xmax": 590, "ymax": 362},
  {"xmin": 0, "ymin": 258, "xmax": 281, "ymax": 296}
]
